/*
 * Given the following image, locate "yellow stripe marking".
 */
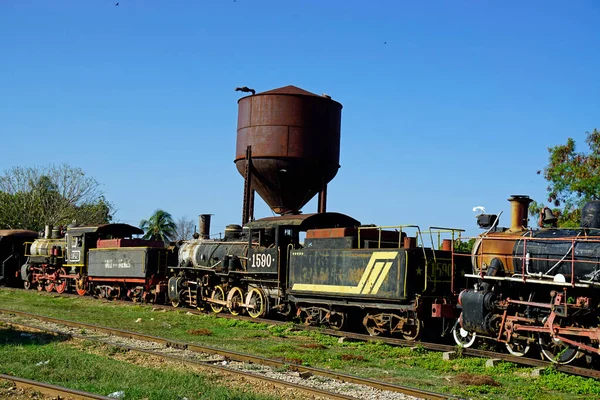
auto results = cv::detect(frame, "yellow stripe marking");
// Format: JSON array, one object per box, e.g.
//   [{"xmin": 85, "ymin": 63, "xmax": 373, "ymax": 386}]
[
  {"xmin": 370, "ymin": 261, "xmax": 394, "ymax": 294},
  {"xmin": 292, "ymin": 251, "xmax": 398, "ymax": 294}
]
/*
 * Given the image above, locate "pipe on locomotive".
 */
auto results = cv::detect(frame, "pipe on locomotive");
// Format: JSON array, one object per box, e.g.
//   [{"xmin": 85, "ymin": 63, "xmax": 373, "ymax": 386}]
[
  {"xmin": 199, "ymin": 214, "xmax": 212, "ymax": 239},
  {"xmin": 507, "ymin": 195, "xmax": 533, "ymax": 232}
]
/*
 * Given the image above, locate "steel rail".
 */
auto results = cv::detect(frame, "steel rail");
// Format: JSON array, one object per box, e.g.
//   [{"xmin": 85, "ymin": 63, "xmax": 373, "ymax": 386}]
[
  {"xmin": 2, "ymin": 287, "xmax": 600, "ymax": 379},
  {"xmin": 0, "ymin": 308, "xmax": 455, "ymax": 400},
  {"xmin": 2, "ymin": 322, "xmax": 358, "ymax": 400},
  {"xmin": 0, "ymin": 373, "xmax": 111, "ymax": 400}
]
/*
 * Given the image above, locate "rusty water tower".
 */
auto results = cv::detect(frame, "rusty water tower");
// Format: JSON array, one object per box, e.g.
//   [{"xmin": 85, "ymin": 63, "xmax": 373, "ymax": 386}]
[{"xmin": 235, "ymin": 85, "xmax": 342, "ymax": 224}]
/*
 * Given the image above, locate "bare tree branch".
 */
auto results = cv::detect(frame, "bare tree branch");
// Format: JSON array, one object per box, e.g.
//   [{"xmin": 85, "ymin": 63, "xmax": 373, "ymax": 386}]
[{"xmin": 175, "ymin": 216, "xmax": 196, "ymax": 241}]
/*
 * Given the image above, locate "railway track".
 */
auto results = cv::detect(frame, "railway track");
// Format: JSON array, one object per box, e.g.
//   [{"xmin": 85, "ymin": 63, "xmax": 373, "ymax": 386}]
[
  {"xmin": 0, "ymin": 373, "xmax": 111, "ymax": 400},
  {"xmin": 2, "ymin": 287, "xmax": 599, "ymax": 380},
  {"xmin": 0, "ymin": 308, "xmax": 455, "ymax": 400}
]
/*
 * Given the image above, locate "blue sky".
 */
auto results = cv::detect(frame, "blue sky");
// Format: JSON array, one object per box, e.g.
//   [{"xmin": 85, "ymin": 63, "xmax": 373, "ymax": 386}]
[{"xmin": 1, "ymin": 1, "xmax": 598, "ymax": 239}]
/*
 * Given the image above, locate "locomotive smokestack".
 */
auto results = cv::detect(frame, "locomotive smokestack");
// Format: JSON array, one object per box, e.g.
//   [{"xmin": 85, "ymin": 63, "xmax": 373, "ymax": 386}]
[
  {"xmin": 508, "ymin": 195, "xmax": 532, "ymax": 232},
  {"xmin": 199, "ymin": 214, "xmax": 212, "ymax": 239},
  {"xmin": 44, "ymin": 225, "xmax": 52, "ymax": 239}
]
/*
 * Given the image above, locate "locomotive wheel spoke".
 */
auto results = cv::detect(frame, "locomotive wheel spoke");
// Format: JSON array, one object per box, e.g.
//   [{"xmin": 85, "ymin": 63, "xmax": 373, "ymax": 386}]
[
  {"xmin": 45, "ymin": 280, "xmax": 55, "ymax": 292},
  {"xmin": 452, "ymin": 320, "xmax": 477, "ymax": 348},
  {"xmin": 363, "ymin": 314, "xmax": 384, "ymax": 336},
  {"xmin": 327, "ymin": 311, "xmax": 346, "ymax": 331},
  {"xmin": 282, "ymin": 303, "xmax": 294, "ymax": 318},
  {"xmin": 227, "ymin": 287, "xmax": 244, "ymax": 316},
  {"xmin": 402, "ymin": 317, "xmax": 422, "ymax": 341},
  {"xmin": 505, "ymin": 340, "xmax": 531, "ymax": 357},
  {"xmin": 76, "ymin": 276, "xmax": 87, "ymax": 296},
  {"xmin": 538, "ymin": 334, "xmax": 579, "ymax": 364},
  {"xmin": 210, "ymin": 285, "xmax": 225, "ymax": 313},
  {"xmin": 55, "ymin": 268, "xmax": 68, "ymax": 294},
  {"xmin": 246, "ymin": 288, "xmax": 267, "ymax": 319}
]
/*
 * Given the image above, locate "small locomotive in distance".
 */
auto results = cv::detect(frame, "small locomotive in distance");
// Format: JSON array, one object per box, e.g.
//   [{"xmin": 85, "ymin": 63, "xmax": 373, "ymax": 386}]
[
  {"xmin": 454, "ymin": 195, "xmax": 600, "ymax": 364},
  {"xmin": 20, "ymin": 223, "xmax": 174, "ymax": 301}
]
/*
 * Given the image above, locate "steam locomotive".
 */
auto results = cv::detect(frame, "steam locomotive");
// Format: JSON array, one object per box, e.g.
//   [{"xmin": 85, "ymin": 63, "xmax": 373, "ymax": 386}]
[
  {"xmin": 169, "ymin": 212, "xmax": 469, "ymax": 339},
  {"xmin": 16, "ymin": 223, "xmax": 173, "ymax": 302},
  {"xmin": 454, "ymin": 195, "xmax": 600, "ymax": 364}
]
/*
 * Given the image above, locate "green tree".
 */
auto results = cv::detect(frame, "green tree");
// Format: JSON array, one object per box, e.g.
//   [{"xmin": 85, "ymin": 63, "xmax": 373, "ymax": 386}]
[
  {"xmin": 0, "ymin": 164, "xmax": 113, "ymax": 231},
  {"xmin": 531, "ymin": 129, "xmax": 600, "ymax": 227},
  {"xmin": 140, "ymin": 210, "xmax": 177, "ymax": 244}
]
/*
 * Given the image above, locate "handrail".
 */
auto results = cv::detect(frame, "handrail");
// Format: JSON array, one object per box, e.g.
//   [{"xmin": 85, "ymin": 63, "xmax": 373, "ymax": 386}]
[
  {"xmin": 456, "ymin": 234, "xmax": 600, "ymax": 287},
  {"xmin": 357, "ymin": 224, "xmax": 422, "ymax": 249}
]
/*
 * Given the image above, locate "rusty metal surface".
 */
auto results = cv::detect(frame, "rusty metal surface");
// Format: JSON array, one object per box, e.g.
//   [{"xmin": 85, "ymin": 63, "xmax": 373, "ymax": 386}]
[
  {"xmin": 507, "ymin": 195, "xmax": 533, "ymax": 232},
  {"xmin": 0, "ymin": 373, "xmax": 111, "ymax": 400},
  {"xmin": 235, "ymin": 85, "xmax": 342, "ymax": 214}
]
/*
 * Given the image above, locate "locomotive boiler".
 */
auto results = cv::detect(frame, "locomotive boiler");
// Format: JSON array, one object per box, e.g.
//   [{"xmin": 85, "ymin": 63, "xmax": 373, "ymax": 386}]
[{"xmin": 454, "ymin": 196, "xmax": 600, "ymax": 364}]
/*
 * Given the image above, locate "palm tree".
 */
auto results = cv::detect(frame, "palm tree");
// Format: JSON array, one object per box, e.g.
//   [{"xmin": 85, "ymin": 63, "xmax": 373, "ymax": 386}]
[{"xmin": 139, "ymin": 209, "xmax": 177, "ymax": 244}]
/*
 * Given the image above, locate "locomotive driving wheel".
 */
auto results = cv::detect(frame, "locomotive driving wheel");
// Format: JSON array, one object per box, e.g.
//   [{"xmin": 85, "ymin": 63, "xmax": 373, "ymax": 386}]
[
  {"xmin": 210, "ymin": 285, "xmax": 225, "ymax": 313},
  {"xmin": 246, "ymin": 288, "xmax": 267, "ymax": 319},
  {"xmin": 54, "ymin": 268, "xmax": 68, "ymax": 294},
  {"xmin": 75, "ymin": 275, "xmax": 87, "ymax": 296},
  {"xmin": 44, "ymin": 279, "xmax": 55, "ymax": 292},
  {"xmin": 452, "ymin": 319, "xmax": 477, "ymax": 348},
  {"xmin": 227, "ymin": 287, "xmax": 244, "ymax": 316},
  {"xmin": 538, "ymin": 317, "xmax": 579, "ymax": 364}
]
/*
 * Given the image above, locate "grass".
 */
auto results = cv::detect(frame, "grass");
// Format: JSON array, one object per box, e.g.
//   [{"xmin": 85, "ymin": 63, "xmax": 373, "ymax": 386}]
[
  {"xmin": 0, "ymin": 325, "xmax": 276, "ymax": 400},
  {"xmin": 1, "ymin": 289, "xmax": 600, "ymax": 399}
]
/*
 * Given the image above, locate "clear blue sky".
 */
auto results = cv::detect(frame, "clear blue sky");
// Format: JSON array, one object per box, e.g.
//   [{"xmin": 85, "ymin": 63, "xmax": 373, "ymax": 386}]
[{"xmin": 1, "ymin": 1, "xmax": 598, "ymax": 239}]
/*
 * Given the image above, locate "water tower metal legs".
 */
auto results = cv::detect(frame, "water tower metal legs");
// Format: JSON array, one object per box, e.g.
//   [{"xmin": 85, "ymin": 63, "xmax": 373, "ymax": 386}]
[
  {"xmin": 242, "ymin": 146, "xmax": 255, "ymax": 226},
  {"xmin": 318, "ymin": 184, "xmax": 327, "ymax": 213}
]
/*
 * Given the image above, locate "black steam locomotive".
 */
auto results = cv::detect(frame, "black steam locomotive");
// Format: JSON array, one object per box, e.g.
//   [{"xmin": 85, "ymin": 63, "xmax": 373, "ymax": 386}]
[
  {"xmin": 168, "ymin": 212, "xmax": 469, "ymax": 339},
  {"xmin": 454, "ymin": 195, "xmax": 600, "ymax": 364}
]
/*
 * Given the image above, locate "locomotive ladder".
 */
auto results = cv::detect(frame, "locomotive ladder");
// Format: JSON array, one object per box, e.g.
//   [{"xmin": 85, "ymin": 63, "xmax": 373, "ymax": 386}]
[{"xmin": 242, "ymin": 146, "xmax": 255, "ymax": 226}]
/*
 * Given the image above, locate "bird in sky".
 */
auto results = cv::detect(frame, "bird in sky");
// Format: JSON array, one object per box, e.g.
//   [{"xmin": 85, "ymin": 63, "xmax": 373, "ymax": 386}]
[
  {"xmin": 235, "ymin": 86, "xmax": 256, "ymax": 95},
  {"xmin": 115, "ymin": 2, "xmax": 119, "ymax": 5}
]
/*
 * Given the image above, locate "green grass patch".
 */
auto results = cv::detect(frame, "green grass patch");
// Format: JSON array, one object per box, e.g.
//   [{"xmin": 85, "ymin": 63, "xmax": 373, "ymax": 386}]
[
  {"xmin": 0, "ymin": 325, "xmax": 275, "ymax": 400},
  {"xmin": 1, "ymin": 289, "xmax": 600, "ymax": 399}
]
